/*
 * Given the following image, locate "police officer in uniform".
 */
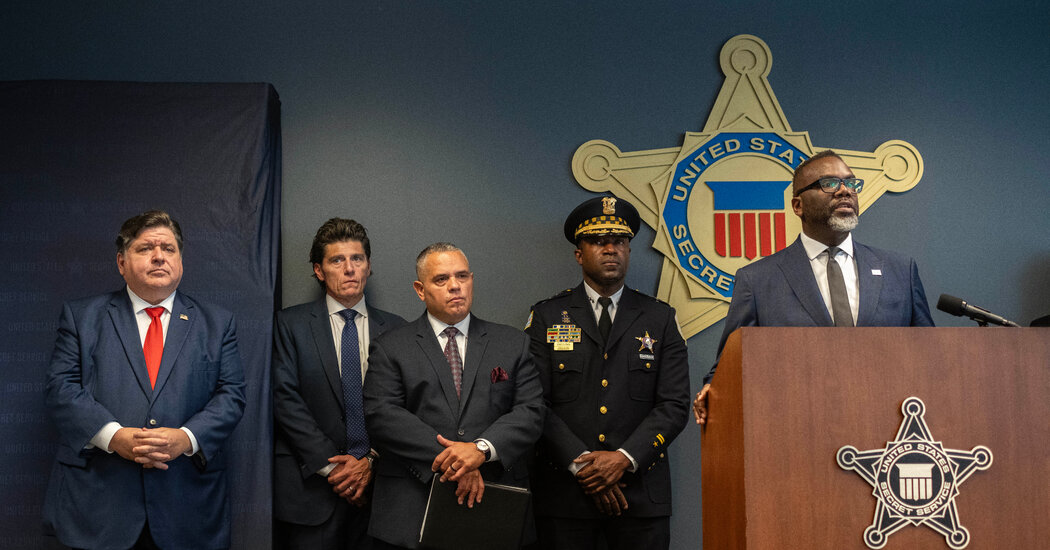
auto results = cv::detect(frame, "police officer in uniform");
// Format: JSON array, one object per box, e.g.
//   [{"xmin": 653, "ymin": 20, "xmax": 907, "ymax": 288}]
[{"xmin": 525, "ymin": 196, "xmax": 690, "ymax": 550}]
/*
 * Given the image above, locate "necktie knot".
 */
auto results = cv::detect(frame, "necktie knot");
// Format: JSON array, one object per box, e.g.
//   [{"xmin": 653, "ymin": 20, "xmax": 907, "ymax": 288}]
[
  {"xmin": 826, "ymin": 246, "xmax": 841, "ymax": 260},
  {"xmin": 442, "ymin": 326, "xmax": 459, "ymax": 339},
  {"xmin": 597, "ymin": 296, "xmax": 612, "ymax": 309},
  {"xmin": 146, "ymin": 306, "xmax": 165, "ymax": 320},
  {"xmin": 339, "ymin": 308, "xmax": 357, "ymax": 323}
]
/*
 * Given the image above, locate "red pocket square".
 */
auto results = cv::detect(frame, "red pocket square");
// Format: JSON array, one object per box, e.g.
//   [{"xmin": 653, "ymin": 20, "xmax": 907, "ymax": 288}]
[{"xmin": 490, "ymin": 366, "xmax": 509, "ymax": 383}]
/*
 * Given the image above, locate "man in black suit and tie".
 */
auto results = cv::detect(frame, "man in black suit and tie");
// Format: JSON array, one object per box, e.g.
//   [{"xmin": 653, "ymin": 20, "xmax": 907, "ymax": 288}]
[
  {"xmin": 363, "ymin": 242, "xmax": 544, "ymax": 549},
  {"xmin": 272, "ymin": 218, "xmax": 407, "ymax": 550}
]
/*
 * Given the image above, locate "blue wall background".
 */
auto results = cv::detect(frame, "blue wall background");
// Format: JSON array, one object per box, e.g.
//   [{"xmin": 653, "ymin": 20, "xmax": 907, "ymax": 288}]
[{"xmin": 4, "ymin": 2, "xmax": 1048, "ymax": 548}]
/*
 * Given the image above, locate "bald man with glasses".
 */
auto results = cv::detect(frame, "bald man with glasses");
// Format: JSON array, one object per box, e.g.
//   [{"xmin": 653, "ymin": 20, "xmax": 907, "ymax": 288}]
[{"xmin": 694, "ymin": 149, "xmax": 934, "ymax": 424}]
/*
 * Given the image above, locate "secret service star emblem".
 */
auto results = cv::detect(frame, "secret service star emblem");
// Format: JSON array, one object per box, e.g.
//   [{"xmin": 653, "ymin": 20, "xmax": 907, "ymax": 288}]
[{"xmin": 837, "ymin": 397, "xmax": 993, "ymax": 549}]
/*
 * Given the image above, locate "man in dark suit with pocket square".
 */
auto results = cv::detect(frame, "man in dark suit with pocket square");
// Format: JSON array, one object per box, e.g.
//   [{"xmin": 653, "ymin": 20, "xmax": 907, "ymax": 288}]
[
  {"xmin": 272, "ymin": 218, "xmax": 407, "ymax": 550},
  {"xmin": 363, "ymin": 242, "xmax": 544, "ymax": 549}
]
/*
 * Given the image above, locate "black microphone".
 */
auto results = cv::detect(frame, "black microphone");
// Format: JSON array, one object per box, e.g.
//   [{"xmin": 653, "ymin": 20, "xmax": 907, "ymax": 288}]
[{"xmin": 936, "ymin": 294, "xmax": 1021, "ymax": 327}]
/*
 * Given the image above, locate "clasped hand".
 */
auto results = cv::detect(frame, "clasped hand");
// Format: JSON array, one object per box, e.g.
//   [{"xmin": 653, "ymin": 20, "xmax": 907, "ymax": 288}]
[
  {"xmin": 110, "ymin": 427, "xmax": 191, "ymax": 470},
  {"xmin": 431, "ymin": 434, "xmax": 486, "ymax": 508},
  {"xmin": 327, "ymin": 454, "xmax": 373, "ymax": 507}
]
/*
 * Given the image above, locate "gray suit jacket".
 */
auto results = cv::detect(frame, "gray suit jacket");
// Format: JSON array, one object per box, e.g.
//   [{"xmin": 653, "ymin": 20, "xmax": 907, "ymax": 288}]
[
  {"xmin": 362, "ymin": 313, "xmax": 544, "ymax": 548},
  {"xmin": 272, "ymin": 297, "xmax": 406, "ymax": 525},
  {"xmin": 708, "ymin": 237, "xmax": 934, "ymax": 384}
]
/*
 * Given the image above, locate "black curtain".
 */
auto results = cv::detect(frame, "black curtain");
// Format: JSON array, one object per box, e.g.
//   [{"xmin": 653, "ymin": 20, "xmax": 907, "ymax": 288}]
[{"xmin": 0, "ymin": 80, "xmax": 281, "ymax": 550}]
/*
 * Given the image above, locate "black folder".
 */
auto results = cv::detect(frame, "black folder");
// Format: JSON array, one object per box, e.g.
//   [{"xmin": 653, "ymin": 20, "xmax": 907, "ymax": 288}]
[{"xmin": 419, "ymin": 474, "xmax": 530, "ymax": 550}]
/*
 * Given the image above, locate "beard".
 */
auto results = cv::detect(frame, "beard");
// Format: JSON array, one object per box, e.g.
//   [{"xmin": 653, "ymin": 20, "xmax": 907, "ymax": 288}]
[{"xmin": 828, "ymin": 213, "xmax": 859, "ymax": 232}]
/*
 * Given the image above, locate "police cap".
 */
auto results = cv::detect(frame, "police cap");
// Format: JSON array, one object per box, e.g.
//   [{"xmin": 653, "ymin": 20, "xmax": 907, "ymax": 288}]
[{"xmin": 563, "ymin": 196, "xmax": 641, "ymax": 244}]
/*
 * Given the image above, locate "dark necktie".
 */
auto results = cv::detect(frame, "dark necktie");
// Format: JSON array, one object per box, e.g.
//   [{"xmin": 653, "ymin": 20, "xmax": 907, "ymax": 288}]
[
  {"xmin": 826, "ymin": 247, "xmax": 854, "ymax": 327},
  {"xmin": 338, "ymin": 309, "xmax": 369, "ymax": 458},
  {"xmin": 442, "ymin": 326, "xmax": 463, "ymax": 397},
  {"xmin": 597, "ymin": 297, "xmax": 613, "ymax": 344},
  {"xmin": 143, "ymin": 307, "xmax": 165, "ymax": 389}
]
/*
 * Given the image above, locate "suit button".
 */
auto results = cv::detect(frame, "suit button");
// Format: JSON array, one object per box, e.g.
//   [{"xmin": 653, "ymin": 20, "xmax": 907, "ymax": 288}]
[
  {"xmin": 598, "ymin": 434, "xmax": 606, "ymax": 442},
  {"xmin": 149, "ymin": 419, "xmax": 157, "ymax": 426},
  {"xmin": 599, "ymin": 406, "xmax": 608, "ymax": 414},
  {"xmin": 601, "ymin": 379, "xmax": 608, "ymax": 388},
  {"xmin": 558, "ymin": 363, "xmax": 565, "ymax": 370},
  {"xmin": 458, "ymin": 428, "xmax": 465, "ymax": 436}
]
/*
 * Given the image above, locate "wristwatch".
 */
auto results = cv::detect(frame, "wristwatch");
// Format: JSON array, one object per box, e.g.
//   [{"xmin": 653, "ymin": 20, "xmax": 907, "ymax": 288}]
[{"xmin": 474, "ymin": 440, "xmax": 491, "ymax": 461}]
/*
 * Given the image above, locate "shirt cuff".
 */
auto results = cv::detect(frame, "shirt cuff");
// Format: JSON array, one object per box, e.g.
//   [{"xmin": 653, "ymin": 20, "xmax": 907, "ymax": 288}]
[
  {"xmin": 568, "ymin": 450, "xmax": 591, "ymax": 475},
  {"xmin": 617, "ymin": 448, "xmax": 638, "ymax": 473},
  {"xmin": 318, "ymin": 462, "xmax": 337, "ymax": 477},
  {"xmin": 180, "ymin": 427, "xmax": 199, "ymax": 456},
  {"xmin": 89, "ymin": 422, "xmax": 122, "ymax": 452}
]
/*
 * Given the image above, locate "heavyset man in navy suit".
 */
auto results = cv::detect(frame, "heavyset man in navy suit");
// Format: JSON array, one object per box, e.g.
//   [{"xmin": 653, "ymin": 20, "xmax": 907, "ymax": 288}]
[
  {"xmin": 272, "ymin": 218, "xmax": 407, "ymax": 550},
  {"xmin": 363, "ymin": 243, "xmax": 544, "ymax": 549},
  {"xmin": 525, "ymin": 197, "xmax": 691, "ymax": 550},
  {"xmin": 43, "ymin": 210, "xmax": 246, "ymax": 550},
  {"xmin": 694, "ymin": 150, "xmax": 935, "ymax": 424}
]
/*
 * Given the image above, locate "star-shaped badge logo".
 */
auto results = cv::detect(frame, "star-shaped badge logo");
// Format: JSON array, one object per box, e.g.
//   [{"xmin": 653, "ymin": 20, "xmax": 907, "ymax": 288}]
[
  {"xmin": 837, "ymin": 397, "xmax": 993, "ymax": 549},
  {"xmin": 635, "ymin": 331, "xmax": 657, "ymax": 352}
]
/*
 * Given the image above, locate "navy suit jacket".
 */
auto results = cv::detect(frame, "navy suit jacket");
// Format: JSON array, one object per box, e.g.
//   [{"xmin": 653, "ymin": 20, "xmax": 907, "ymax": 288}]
[
  {"xmin": 271, "ymin": 297, "xmax": 406, "ymax": 525},
  {"xmin": 43, "ymin": 289, "xmax": 246, "ymax": 550},
  {"xmin": 708, "ymin": 237, "xmax": 934, "ymax": 383},
  {"xmin": 362, "ymin": 313, "xmax": 544, "ymax": 548}
]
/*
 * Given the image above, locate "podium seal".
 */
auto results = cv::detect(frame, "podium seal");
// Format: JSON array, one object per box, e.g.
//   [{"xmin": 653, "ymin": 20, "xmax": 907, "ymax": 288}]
[{"xmin": 837, "ymin": 397, "xmax": 993, "ymax": 549}]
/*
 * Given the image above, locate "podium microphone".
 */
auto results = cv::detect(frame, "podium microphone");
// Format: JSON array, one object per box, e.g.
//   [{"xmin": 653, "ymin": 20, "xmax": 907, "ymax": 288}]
[{"xmin": 937, "ymin": 294, "xmax": 1021, "ymax": 327}]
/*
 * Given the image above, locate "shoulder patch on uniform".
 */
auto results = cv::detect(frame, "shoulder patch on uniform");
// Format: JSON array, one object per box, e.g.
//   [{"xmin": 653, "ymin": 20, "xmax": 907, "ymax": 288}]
[{"xmin": 524, "ymin": 310, "xmax": 534, "ymax": 330}]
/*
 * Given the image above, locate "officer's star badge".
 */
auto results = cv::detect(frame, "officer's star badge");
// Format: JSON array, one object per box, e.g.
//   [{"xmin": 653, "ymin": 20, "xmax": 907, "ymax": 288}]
[{"xmin": 635, "ymin": 331, "xmax": 657, "ymax": 352}]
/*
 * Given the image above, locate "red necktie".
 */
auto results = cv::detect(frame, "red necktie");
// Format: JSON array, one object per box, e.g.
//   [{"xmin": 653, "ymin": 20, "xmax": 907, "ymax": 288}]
[{"xmin": 144, "ymin": 307, "xmax": 165, "ymax": 389}]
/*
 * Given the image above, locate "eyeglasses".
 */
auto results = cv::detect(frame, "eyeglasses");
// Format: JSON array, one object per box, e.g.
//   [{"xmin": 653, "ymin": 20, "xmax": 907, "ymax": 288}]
[{"xmin": 794, "ymin": 177, "xmax": 864, "ymax": 196}]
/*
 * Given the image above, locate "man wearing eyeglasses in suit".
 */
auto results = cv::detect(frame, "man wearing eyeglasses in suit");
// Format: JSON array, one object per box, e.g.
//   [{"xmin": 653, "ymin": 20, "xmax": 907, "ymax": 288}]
[{"xmin": 694, "ymin": 149, "xmax": 934, "ymax": 424}]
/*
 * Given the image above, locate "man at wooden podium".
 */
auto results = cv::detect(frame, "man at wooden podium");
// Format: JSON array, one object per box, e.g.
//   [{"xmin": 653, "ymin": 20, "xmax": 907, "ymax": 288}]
[{"xmin": 693, "ymin": 150, "xmax": 934, "ymax": 424}]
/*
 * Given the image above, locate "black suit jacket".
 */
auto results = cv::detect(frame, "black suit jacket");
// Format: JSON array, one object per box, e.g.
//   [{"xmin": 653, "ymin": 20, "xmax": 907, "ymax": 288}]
[
  {"xmin": 362, "ymin": 313, "xmax": 544, "ymax": 548},
  {"xmin": 272, "ymin": 297, "xmax": 406, "ymax": 525},
  {"xmin": 525, "ymin": 284, "xmax": 691, "ymax": 519}
]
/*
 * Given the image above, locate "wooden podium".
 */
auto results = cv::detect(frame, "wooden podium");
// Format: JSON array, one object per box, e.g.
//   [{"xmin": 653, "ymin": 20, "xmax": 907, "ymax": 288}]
[{"xmin": 700, "ymin": 327, "xmax": 1050, "ymax": 549}]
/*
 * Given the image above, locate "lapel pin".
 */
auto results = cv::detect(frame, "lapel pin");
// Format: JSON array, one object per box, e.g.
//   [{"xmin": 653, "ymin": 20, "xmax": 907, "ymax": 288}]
[{"xmin": 179, "ymin": 314, "xmax": 189, "ymax": 320}]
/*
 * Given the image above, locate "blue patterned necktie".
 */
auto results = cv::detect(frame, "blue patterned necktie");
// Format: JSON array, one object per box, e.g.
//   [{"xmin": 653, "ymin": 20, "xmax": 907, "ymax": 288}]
[
  {"xmin": 442, "ymin": 326, "xmax": 463, "ymax": 397},
  {"xmin": 338, "ymin": 309, "xmax": 369, "ymax": 458}
]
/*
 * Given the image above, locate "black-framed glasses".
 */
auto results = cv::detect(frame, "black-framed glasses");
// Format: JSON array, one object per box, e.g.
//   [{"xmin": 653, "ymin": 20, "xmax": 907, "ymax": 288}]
[{"xmin": 794, "ymin": 177, "xmax": 864, "ymax": 196}]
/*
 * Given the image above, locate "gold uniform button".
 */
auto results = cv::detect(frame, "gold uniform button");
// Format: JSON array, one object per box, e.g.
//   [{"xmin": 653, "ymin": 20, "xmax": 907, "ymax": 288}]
[
  {"xmin": 599, "ymin": 406, "xmax": 608, "ymax": 414},
  {"xmin": 604, "ymin": 353, "xmax": 608, "ymax": 360},
  {"xmin": 646, "ymin": 362, "xmax": 652, "ymax": 369},
  {"xmin": 558, "ymin": 363, "xmax": 565, "ymax": 370},
  {"xmin": 601, "ymin": 379, "xmax": 609, "ymax": 387},
  {"xmin": 598, "ymin": 434, "xmax": 606, "ymax": 442}
]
